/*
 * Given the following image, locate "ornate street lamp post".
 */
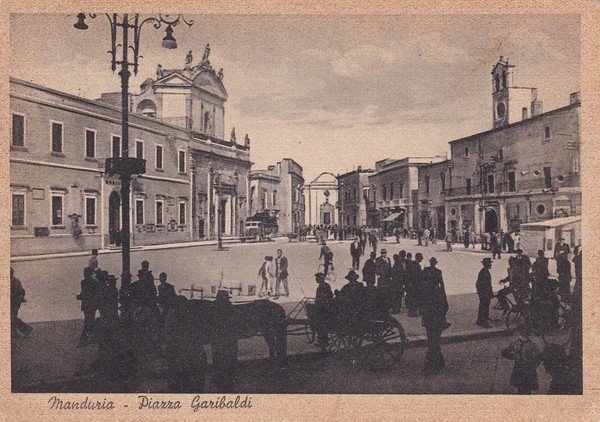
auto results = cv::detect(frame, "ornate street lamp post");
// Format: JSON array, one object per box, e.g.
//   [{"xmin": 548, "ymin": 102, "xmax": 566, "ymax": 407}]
[{"xmin": 73, "ymin": 13, "xmax": 193, "ymax": 294}]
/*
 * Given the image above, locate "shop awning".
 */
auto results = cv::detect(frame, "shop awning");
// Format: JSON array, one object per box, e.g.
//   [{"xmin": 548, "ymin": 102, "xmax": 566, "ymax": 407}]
[{"xmin": 382, "ymin": 212, "xmax": 402, "ymax": 222}]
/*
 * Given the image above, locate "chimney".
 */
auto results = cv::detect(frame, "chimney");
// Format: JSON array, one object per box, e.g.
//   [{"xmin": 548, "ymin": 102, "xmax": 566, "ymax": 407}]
[
  {"xmin": 522, "ymin": 107, "xmax": 528, "ymax": 120},
  {"xmin": 570, "ymin": 91, "xmax": 581, "ymax": 105},
  {"xmin": 530, "ymin": 88, "xmax": 543, "ymax": 117}
]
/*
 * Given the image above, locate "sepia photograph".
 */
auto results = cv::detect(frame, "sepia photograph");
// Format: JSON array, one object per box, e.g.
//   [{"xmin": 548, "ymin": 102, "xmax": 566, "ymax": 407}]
[{"xmin": 8, "ymin": 11, "xmax": 584, "ymax": 399}]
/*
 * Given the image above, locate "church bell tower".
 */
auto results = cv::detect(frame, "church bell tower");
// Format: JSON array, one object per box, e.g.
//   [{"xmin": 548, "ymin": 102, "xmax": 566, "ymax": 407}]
[{"xmin": 491, "ymin": 57, "xmax": 540, "ymax": 129}]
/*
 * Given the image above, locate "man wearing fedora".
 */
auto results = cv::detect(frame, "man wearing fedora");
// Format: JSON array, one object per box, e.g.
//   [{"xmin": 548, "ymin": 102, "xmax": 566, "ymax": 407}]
[
  {"xmin": 337, "ymin": 270, "xmax": 365, "ymax": 314},
  {"xmin": 476, "ymin": 257, "xmax": 494, "ymax": 328},
  {"xmin": 421, "ymin": 256, "xmax": 450, "ymax": 374}
]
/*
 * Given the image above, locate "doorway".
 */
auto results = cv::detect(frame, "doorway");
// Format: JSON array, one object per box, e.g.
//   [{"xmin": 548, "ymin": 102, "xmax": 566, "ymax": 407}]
[
  {"xmin": 109, "ymin": 191, "xmax": 121, "ymax": 245},
  {"xmin": 219, "ymin": 198, "xmax": 227, "ymax": 234},
  {"xmin": 485, "ymin": 208, "xmax": 498, "ymax": 233}
]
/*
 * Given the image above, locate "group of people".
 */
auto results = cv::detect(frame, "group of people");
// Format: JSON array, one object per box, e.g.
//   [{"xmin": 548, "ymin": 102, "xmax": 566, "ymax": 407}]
[
  {"xmin": 76, "ymin": 250, "xmax": 178, "ymax": 347},
  {"xmin": 316, "ymin": 244, "xmax": 451, "ymax": 374},
  {"xmin": 257, "ymin": 249, "xmax": 289, "ymax": 299}
]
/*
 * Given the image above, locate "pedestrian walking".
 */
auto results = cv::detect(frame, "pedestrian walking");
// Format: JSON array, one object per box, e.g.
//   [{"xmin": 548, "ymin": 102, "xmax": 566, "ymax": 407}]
[
  {"xmin": 157, "ymin": 272, "xmax": 177, "ymax": 320},
  {"xmin": 430, "ymin": 227, "xmax": 437, "ymax": 244},
  {"xmin": 556, "ymin": 253, "xmax": 572, "ymax": 303},
  {"xmin": 314, "ymin": 272, "xmax": 334, "ymax": 348},
  {"xmin": 501, "ymin": 325, "xmax": 541, "ymax": 394},
  {"xmin": 417, "ymin": 227, "xmax": 423, "ymax": 246},
  {"xmin": 464, "ymin": 229, "xmax": 471, "ymax": 248},
  {"xmin": 445, "ymin": 230, "xmax": 453, "ymax": 251},
  {"xmin": 98, "ymin": 272, "xmax": 119, "ymax": 321},
  {"xmin": 77, "ymin": 267, "xmax": 99, "ymax": 347},
  {"xmin": 423, "ymin": 228, "xmax": 430, "ymax": 246},
  {"xmin": 491, "ymin": 232, "xmax": 502, "ymax": 259},
  {"xmin": 10, "ymin": 267, "xmax": 32, "ymax": 337},
  {"xmin": 420, "ymin": 257, "xmax": 449, "ymax": 375},
  {"xmin": 350, "ymin": 238, "xmax": 361, "ymax": 270},
  {"xmin": 319, "ymin": 241, "xmax": 334, "ymax": 277},
  {"xmin": 371, "ymin": 232, "xmax": 378, "ymax": 254},
  {"xmin": 391, "ymin": 251, "xmax": 407, "ymax": 311},
  {"xmin": 531, "ymin": 250, "xmax": 550, "ymax": 298},
  {"xmin": 258, "ymin": 256, "xmax": 274, "ymax": 297},
  {"xmin": 274, "ymin": 249, "xmax": 289, "ymax": 298},
  {"xmin": 405, "ymin": 253, "xmax": 424, "ymax": 317},
  {"xmin": 475, "ymin": 258, "xmax": 494, "ymax": 328}
]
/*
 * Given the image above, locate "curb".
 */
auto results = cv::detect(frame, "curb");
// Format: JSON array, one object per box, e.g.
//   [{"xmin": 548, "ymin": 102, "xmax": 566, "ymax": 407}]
[{"xmin": 13, "ymin": 327, "xmax": 510, "ymax": 392}]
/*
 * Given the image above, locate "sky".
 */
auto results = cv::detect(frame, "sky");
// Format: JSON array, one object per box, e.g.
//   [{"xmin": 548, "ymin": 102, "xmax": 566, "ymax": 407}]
[{"xmin": 10, "ymin": 14, "xmax": 580, "ymax": 183}]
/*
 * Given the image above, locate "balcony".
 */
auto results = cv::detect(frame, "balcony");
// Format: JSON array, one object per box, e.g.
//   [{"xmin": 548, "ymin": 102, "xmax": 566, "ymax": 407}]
[{"xmin": 376, "ymin": 198, "xmax": 409, "ymax": 208}]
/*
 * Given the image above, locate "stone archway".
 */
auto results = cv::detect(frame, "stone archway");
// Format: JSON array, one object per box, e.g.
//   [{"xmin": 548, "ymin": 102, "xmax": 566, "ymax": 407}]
[{"xmin": 484, "ymin": 208, "xmax": 498, "ymax": 234}]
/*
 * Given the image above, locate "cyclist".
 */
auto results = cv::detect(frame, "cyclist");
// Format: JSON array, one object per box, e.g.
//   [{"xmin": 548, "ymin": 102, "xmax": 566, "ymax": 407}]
[{"xmin": 319, "ymin": 241, "xmax": 334, "ymax": 276}]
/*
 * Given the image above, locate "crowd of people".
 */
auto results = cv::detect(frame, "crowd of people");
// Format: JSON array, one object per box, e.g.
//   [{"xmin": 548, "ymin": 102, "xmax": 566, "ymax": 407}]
[{"xmin": 315, "ymin": 240, "xmax": 451, "ymax": 374}]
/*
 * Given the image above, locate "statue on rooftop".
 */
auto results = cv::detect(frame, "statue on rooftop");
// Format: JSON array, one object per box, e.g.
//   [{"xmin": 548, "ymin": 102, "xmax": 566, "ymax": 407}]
[
  {"xmin": 230, "ymin": 127, "xmax": 236, "ymax": 143},
  {"xmin": 156, "ymin": 64, "xmax": 164, "ymax": 79},
  {"xmin": 202, "ymin": 44, "xmax": 211, "ymax": 62},
  {"xmin": 186, "ymin": 50, "xmax": 193, "ymax": 66},
  {"xmin": 244, "ymin": 134, "xmax": 250, "ymax": 149}
]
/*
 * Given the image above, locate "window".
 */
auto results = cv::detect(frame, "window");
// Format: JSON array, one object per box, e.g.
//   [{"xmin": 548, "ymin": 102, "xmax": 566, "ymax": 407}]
[
  {"xmin": 272, "ymin": 190, "xmax": 277, "ymax": 207},
  {"xmin": 466, "ymin": 178, "xmax": 472, "ymax": 195},
  {"xmin": 494, "ymin": 74, "xmax": 500, "ymax": 92},
  {"xmin": 502, "ymin": 70, "xmax": 507, "ymax": 88},
  {"xmin": 51, "ymin": 194, "xmax": 63, "ymax": 226},
  {"xmin": 178, "ymin": 150, "xmax": 186, "ymax": 173},
  {"xmin": 399, "ymin": 182, "xmax": 403, "ymax": 198},
  {"xmin": 179, "ymin": 201, "xmax": 186, "ymax": 225},
  {"xmin": 112, "ymin": 135, "xmax": 121, "ymax": 158},
  {"xmin": 85, "ymin": 129, "xmax": 96, "ymax": 158},
  {"xmin": 85, "ymin": 197, "xmax": 96, "ymax": 225},
  {"xmin": 390, "ymin": 183, "xmax": 394, "ymax": 199},
  {"xmin": 12, "ymin": 194, "xmax": 25, "ymax": 226},
  {"xmin": 155, "ymin": 200, "xmax": 164, "ymax": 225},
  {"xmin": 464, "ymin": 147, "xmax": 469, "ymax": 158},
  {"xmin": 508, "ymin": 171, "xmax": 516, "ymax": 192},
  {"xmin": 425, "ymin": 175, "xmax": 430, "ymax": 195},
  {"xmin": 135, "ymin": 199, "xmax": 145, "ymax": 225},
  {"xmin": 155, "ymin": 145, "xmax": 163, "ymax": 169},
  {"xmin": 544, "ymin": 167, "xmax": 552, "ymax": 188},
  {"xmin": 12, "ymin": 113, "xmax": 25, "ymax": 147},
  {"xmin": 135, "ymin": 140, "xmax": 144, "ymax": 159},
  {"xmin": 383, "ymin": 185, "xmax": 387, "ymax": 201},
  {"xmin": 522, "ymin": 107, "xmax": 528, "ymax": 120},
  {"xmin": 440, "ymin": 173, "xmax": 446, "ymax": 192},
  {"xmin": 544, "ymin": 126, "xmax": 551, "ymax": 141},
  {"xmin": 536, "ymin": 203, "xmax": 546, "ymax": 216},
  {"xmin": 261, "ymin": 189, "xmax": 267, "ymax": 209},
  {"xmin": 487, "ymin": 174, "xmax": 495, "ymax": 194},
  {"xmin": 51, "ymin": 122, "xmax": 63, "ymax": 153}
]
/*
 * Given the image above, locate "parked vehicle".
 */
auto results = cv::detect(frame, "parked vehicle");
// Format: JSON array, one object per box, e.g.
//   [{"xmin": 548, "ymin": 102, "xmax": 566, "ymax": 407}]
[{"xmin": 243, "ymin": 211, "xmax": 278, "ymax": 241}]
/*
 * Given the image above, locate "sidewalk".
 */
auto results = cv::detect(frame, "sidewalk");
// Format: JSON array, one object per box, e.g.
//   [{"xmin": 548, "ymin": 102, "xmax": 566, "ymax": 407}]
[{"xmin": 12, "ymin": 292, "xmax": 507, "ymax": 390}]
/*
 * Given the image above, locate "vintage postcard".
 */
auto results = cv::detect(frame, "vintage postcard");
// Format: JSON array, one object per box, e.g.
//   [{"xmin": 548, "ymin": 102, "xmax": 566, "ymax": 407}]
[{"xmin": 1, "ymin": 1, "xmax": 599, "ymax": 420}]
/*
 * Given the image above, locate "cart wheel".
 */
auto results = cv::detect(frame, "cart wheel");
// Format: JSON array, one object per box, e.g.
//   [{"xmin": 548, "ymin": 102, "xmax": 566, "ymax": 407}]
[{"xmin": 367, "ymin": 320, "xmax": 406, "ymax": 371}]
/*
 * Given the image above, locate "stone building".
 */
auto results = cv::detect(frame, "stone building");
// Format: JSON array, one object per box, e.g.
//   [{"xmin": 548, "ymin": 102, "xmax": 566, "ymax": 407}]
[
  {"xmin": 9, "ymin": 47, "xmax": 251, "ymax": 256},
  {"xmin": 249, "ymin": 158, "xmax": 305, "ymax": 234},
  {"xmin": 445, "ymin": 58, "xmax": 581, "ymax": 235},
  {"xmin": 304, "ymin": 172, "xmax": 339, "ymax": 227},
  {"xmin": 367, "ymin": 156, "xmax": 447, "ymax": 230},
  {"xmin": 337, "ymin": 166, "xmax": 374, "ymax": 228},
  {"xmin": 417, "ymin": 159, "xmax": 450, "ymax": 237}
]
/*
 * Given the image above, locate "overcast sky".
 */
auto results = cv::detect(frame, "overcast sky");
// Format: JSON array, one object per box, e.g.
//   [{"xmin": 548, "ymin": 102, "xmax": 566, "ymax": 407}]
[{"xmin": 11, "ymin": 14, "xmax": 580, "ymax": 182}]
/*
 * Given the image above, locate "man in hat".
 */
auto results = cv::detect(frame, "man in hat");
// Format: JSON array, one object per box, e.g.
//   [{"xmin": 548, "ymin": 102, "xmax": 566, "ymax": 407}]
[
  {"xmin": 274, "ymin": 249, "xmax": 289, "ymax": 298},
  {"xmin": 375, "ymin": 249, "xmax": 392, "ymax": 288},
  {"xmin": 314, "ymin": 272, "xmax": 334, "ymax": 347},
  {"xmin": 406, "ymin": 253, "xmax": 424, "ymax": 317},
  {"xmin": 319, "ymin": 241, "xmax": 334, "ymax": 277},
  {"xmin": 476, "ymin": 258, "xmax": 494, "ymax": 328},
  {"xmin": 77, "ymin": 267, "xmax": 99, "ymax": 347},
  {"xmin": 157, "ymin": 272, "xmax": 177, "ymax": 321},
  {"xmin": 421, "ymin": 256, "xmax": 450, "ymax": 374},
  {"xmin": 129, "ymin": 260, "xmax": 158, "ymax": 311},
  {"xmin": 514, "ymin": 249, "xmax": 532, "ymax": 275},
  {"xmin": 531, "ymin": 250, "xmax": 550, "ymax": 298},
  {"xmin": 10, "ymin": 267, "xmax": 32, "ymax": 337},
  {"xmin": 337, "ymin": 270, "xmax": 365, "ymax": 314}
]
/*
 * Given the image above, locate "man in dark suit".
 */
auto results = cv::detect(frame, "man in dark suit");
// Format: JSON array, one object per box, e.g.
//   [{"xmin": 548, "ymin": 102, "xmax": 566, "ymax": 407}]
[
  {"xmin": 362, "ymin": 251, "xmax": 377, "ymax": 286},
  {"xmin": 476, "ymin": 258, "xmax": 494, "ymax": 328},
  {"xmin": 275, "ymin": 249, "xmax": 289, "ymax": 298},
  {"xmin": 77, "ymin": 267, "xmax": 99, "ymax": 347},
  {"xmin": 157, "ymin": 272, "xmax": 177, "ymax": 320},
  {"xmin": 375, "ymin": 248, "xmax": 393, "ymax": 288},
  {"xmin": 554, "ymin": 237, "xmax": 571, "ymax": 260},
  {"xmin": 350, "ymin": 238, "xmax": 361, "ymax": 270},
  {"xmin": 406, "ymin": 253, "xmax": 424, "ymax": 317}
]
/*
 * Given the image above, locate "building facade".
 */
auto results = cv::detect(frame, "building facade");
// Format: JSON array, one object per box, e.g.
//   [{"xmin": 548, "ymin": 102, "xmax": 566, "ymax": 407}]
[
  {"xmin": 417, "ymin": 160, "xmax": 450, "ymax": 237},
  {"xmin": 367, "ymin": 156, "xmax": 447, "ymax": 229},
  {"xmin": 10, "ymin": 48, "xmax": 251, "ymax": 256},
  {"xmin": 445, "ymin": 58, "xmax": 581, "ymax": 235},
  {"xmin": 304, "ymin": 172, "xmax": 339, "ymax": 227},
  {"xmin": 249, "ymin": 158, "xmax": 305, "ymax": 234},
  {"xmin": 337, "ymin": 166, "xmax": 374, "ymax": 228}
]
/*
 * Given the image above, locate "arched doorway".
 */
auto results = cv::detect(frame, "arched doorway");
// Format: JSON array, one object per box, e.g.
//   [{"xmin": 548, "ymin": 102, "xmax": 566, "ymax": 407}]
[
  {"xmin": 484, "ymin": 208, "xmax": 498, "ymax": 234},
  {"xmin": 109, "ymin": 191, "xmax": 121, "ymax": 245}
]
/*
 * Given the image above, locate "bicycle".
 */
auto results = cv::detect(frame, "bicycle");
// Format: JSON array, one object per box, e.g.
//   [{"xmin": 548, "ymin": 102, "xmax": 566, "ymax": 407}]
[{"xmin": 317, "ymin": 261, "xmax": 337, "ymax": 283}]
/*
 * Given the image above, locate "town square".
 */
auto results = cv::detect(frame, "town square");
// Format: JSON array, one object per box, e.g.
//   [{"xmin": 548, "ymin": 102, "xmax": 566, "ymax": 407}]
[{"xmin": 9, "ymin": 13, "xmax": 582, "ymax": 397}]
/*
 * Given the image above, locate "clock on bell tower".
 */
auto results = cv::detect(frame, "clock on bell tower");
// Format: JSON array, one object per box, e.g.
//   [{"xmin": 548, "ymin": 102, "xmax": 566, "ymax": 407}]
[{"xmin": 491, "ymin": 56, "xmax": 538, "ymax": 129}]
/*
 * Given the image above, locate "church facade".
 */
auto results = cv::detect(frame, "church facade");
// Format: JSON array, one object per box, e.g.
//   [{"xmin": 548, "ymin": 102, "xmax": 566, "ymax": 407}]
[{"xmin": 9, "ymin": 46, "xmax": 252, "ymax": 256}]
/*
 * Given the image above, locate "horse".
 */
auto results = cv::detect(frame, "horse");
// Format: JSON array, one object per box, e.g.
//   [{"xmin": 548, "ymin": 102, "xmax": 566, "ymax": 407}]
[{"xmin": 166, "ymin": 298, "xmax": 288, "ymax": 366}]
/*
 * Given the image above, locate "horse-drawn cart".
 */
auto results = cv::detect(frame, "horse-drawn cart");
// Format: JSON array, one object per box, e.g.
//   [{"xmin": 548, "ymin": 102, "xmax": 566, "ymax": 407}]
[{"xmin": 286, "ymin": 297, "xmax": 407, "ymax": 371}]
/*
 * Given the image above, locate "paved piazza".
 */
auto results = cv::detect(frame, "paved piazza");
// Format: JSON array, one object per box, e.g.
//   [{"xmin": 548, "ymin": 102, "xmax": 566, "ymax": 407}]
[{"xmin": 9, "ymin": 237, "xmax": 533, "ymax": 323}]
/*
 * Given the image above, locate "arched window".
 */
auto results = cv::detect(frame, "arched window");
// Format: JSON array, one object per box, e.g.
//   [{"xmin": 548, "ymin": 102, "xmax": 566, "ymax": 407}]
[
  {"xmin": 136, "ymin": 99, "xmax": 157, "ymax": 118},
  {"xmin": 440, "ymin": 172, "xmax": 446, "ymax": 193},
  {"xmin": 494, "ymin": 74, "xmax": 500, "ymax": 92},
  {"xmin": 502, "ymin": 70, "xmax": 507, "ymax": 88}
]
